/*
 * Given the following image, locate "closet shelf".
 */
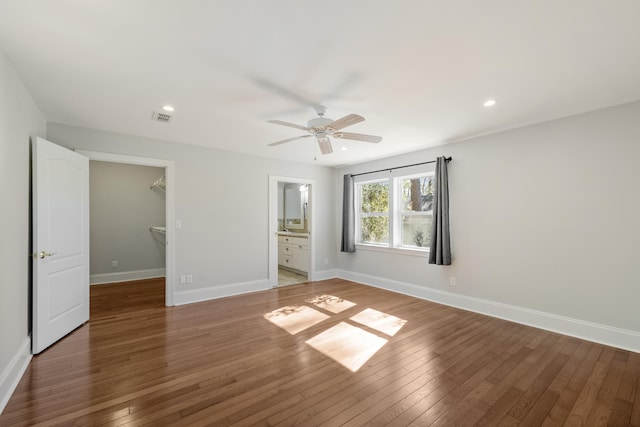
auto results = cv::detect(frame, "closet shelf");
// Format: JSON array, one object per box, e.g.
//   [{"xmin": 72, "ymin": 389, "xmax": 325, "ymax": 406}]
[
  {"xmin": 150, "ymin": 175, "xmax": 166, "ymax": 192},
  {"xmin": 149, "ymin": 226, "xmax": 166, "ymax": 234}
]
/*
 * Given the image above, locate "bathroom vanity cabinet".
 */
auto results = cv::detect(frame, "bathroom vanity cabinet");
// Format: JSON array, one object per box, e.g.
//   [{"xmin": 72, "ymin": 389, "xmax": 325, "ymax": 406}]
[{"xmin": 278, "ymin": 234, "xmax": 308, "ymax": 273}]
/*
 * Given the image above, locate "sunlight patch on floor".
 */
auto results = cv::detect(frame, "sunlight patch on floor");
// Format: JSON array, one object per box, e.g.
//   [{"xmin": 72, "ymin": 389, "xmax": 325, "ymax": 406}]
[
  {"xmin": 264, "ymin": 294, "xmax": 408, "ymax": 372},
  {"xmin": 306, "ymin": 322, "xmax": 388, "ymax": 372},
  {"xmin": 263, "ymin": 305, "xmax": 329, "ymax": 335},
  {"xmin": 305, "ymin": 294, "xmax": 356, "ymax": 314},
  {"xmin": 350, "ymin": 308, "xmax": 407, "ymax": 336}
]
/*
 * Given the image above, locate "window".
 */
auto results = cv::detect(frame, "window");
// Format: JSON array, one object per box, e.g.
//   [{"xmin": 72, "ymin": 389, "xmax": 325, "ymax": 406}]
[
  {"xmin": 399, "ymin": 174, "xmax": 433, "ymax": 249},
  {"xmin": 356, "ymin": 172, "xmax": 434, "ymax": 251},
  {"xmin": 357, "ymin": 180, "xmax": 389, "ymax": 245}
]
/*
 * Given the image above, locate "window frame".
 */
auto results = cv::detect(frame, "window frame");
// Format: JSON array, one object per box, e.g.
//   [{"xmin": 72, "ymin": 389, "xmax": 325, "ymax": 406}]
[
  {"xmin": 395, "ymin": 172, "xmax": 434, "ymax": 251},
  {"xmin": 355, "ymin": 169, "xmax": 435, "ymax": 255},
  {"xmin": 355, "ymin": 178, "xmax": 390, "ymax": 246}
]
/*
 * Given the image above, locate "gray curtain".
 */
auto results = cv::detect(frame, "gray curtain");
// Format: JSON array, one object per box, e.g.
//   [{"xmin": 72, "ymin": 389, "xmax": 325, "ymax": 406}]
[
  {"xmin": 341, "ymin": 174, "xmax": 356, "ymax": 252},
  {"xmin": 429, "ymin": 157, "xmax": 451, "ymax": 265}
]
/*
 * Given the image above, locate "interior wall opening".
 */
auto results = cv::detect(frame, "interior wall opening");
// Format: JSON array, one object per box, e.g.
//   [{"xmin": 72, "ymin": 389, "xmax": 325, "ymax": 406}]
[
  {"xmin": 88, "ymin": 160, "xmax": 167, "ymax": 305},
  {"xmin": 78, "ymin": 150, "xmax": 175, "ymax": 306},
  {"xmin": 269, "ymin": 176, "xmax": 315, "ymax": 288}
]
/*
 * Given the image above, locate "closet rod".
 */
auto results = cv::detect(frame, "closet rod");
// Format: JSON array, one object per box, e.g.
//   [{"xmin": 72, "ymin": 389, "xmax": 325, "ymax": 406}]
[{"xmin": 350, "ymin": 156, "xmax": 452, "ymax": 177}]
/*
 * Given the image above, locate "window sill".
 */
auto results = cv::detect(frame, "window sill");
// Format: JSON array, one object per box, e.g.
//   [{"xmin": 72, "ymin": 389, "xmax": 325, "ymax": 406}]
[{"xmin": 355, "ymin": 243, "xmax": 429, "ymax": 258}]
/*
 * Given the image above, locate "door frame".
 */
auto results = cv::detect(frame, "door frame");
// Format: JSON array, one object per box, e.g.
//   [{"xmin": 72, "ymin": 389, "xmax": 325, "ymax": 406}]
[
  {"xmin": 268, "ymin": 175, "xmax": 315, "ymax": 288},
  {"xmin": 77, "ymin": 150, "xmax": 176, "ymax": 306}
]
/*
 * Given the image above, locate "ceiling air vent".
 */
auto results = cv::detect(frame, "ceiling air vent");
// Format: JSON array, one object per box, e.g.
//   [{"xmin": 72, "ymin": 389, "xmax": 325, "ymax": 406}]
[{"xmin": 152, "ymin": 111, "xmax": 173, "ymax": 123}]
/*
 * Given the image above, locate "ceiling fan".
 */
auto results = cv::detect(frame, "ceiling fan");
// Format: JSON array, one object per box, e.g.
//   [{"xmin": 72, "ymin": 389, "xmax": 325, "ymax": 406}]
[{"xmin": 267, "ymin": 107, "xmax": 382, "ymax": 155}]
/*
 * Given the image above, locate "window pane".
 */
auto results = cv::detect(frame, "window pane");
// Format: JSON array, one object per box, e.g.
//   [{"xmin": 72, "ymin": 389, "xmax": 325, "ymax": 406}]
[
  {"xmin": 360, "ymin": 181, "xmax": 389, "ymax": 213},
  {"xmin": 401, "ymin": 176, "xmax": 433, "ymax": 212},
  {"xmin": 361, "ymin": 216, "xmax": 389, "ymax": 244},
  {"xmin": 401, "ymin": 214, "xmax": 432, "ymax": 248}
]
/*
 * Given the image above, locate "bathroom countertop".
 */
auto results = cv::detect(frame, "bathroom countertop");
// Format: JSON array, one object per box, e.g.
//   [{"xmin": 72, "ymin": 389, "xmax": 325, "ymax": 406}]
[{"xmin": 277, "ymin": 231, "xmax": 309, "ymax": 237}]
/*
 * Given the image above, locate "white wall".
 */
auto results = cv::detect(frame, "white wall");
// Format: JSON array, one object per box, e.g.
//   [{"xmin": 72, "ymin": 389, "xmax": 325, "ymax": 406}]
[
  {"xmin": 89, "ymin": 161, "xmax": 165, "ymax": 281},
  {"xmin": 47, "ymin": 123, "xmax": 337, "ymax": 301},
  {"xmin": 336, "ymin": 101, "xmax": 640, "ymax": 349},
  {"xmin": 0, "ymin": 49, "xmax": 45, "ymax": 410}
]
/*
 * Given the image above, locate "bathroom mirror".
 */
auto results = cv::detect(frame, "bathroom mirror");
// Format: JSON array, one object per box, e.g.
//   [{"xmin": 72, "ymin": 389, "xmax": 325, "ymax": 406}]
[{"xmin": 282, "ymin": 183, "xmax": 308, "ymax": 230}]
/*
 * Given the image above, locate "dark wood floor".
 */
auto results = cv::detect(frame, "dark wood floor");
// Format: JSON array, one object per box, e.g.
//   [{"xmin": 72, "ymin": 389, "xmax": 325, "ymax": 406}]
[{"xmin": 1, "ymin": 278, "xmax": 639, "ymax": 426}]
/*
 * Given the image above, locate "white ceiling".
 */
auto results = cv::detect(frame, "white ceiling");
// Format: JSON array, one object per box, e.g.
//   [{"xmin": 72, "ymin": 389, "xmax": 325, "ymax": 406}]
[{"xmin": 1, "ymin": 1, "xmax": 639, "ymax": 167}]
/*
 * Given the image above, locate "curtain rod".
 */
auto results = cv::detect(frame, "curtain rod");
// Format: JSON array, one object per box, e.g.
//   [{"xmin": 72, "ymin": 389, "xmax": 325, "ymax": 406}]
[{"xmin": 350, "ymin": 156, "xmax": 452, "ymax": 177}]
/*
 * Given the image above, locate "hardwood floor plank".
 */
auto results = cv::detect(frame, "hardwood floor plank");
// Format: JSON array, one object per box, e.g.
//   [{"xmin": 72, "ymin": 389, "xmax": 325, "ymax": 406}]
[
  {"xmin": 475, "ymin": 386, "xmax": 524, "ymax": 427},
  {"xmin": 353, "ymin": 322, "xmax": 525, "ymax": 426},
  {"xmin": 519, "ymin": 389, "xmax": 560, "ymax": 427},
  {"xmin": 412, "ymin": 350, "xmax": 513, "ymax": 425},
  {"xmin": 1, "ymin": 278, "xmax": 638, "ymax": 427},
  {"xmin": 367, "ymin": 322, "xmax": 525, "ymax": 426},
  {"xmin": 616, "ymin": 351, "xmax": 640, "ymax": 426},
  {"xmin": 563, "ymin": 349, "xmax": 613, "ymax": 426},
  {"xmin": 585, "ymin": 349, "xmax": 627, "ymax": 425},
  {"xmin": 607, "ymin": 398, "xmax": 633, "ymax": 427},
  {"xmin": 507, "ymin": 352, "xmax": 570, "ymax": 420},
  {"xmin": 541, "ymin": 343, "xmax": 603, "ymax": 426}
]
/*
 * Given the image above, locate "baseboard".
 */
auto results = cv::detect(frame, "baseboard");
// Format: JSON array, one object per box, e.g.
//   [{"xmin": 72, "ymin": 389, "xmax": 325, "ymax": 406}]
[
  {"xmin": 90, "ymin": 268, "xmax": 166, "ymax": 285},
  {"xmin": 174, "ymin": 279, "xmax": 270, "ymax": 306},
  {"xmin": 313, "ymin": 269, "xmax": 341, "ymax": 281},
  {"xmin": 336, "ymin": 270, "xmax": 640, "ymax": 354},
  {"xmin": 279, "ymin": 266, "xmax": 307, "ymax": 276},
  {"xmin": 0, "ymin": 337, "xmax": 31, "ymax": 415}
]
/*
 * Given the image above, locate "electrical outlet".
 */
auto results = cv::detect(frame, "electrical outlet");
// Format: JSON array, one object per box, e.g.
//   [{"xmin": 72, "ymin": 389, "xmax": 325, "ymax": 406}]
[
  {"xmin": 112, "ymin": 260, "xmax": 118, "ymax": 268},
  {"xmin": 176, "ymin": 220, "xmax": 182, "ymax": 229},
  {"xmin": 180, "ymin": 275, "xmax": 186, "ymax": 284},
  {"xmin": 324, "ymin": 258, "xmax": 329, "ymax": 266},
  {"xmin": 186, "ymin": 275, "xmax": 193, "ymax": 284},
  {"xmin": 449, "ymin": 277, "xmax": 456, "ymax": 286}
]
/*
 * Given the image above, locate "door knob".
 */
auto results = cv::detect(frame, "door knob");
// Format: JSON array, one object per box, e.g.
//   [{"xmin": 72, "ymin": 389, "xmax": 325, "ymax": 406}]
[{"xmin": 34, "ymin": 251, "xmax": 57, "ymax": 259}]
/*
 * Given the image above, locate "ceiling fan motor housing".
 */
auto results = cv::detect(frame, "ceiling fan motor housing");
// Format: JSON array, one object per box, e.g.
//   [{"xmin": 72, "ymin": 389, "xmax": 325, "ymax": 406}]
[{"xmin": 308, "ymin": 117, "xmax": 335, "ymax": 132}]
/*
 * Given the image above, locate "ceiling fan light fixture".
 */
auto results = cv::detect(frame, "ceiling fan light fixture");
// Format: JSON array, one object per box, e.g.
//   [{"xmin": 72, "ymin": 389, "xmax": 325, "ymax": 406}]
[
  {"xmin": 316, "ymin": 133, "xmax": 329, "ymax": 143},
  {"xmin": 317, "ymin": 137, "xmax": 333, "ymax": 155}
]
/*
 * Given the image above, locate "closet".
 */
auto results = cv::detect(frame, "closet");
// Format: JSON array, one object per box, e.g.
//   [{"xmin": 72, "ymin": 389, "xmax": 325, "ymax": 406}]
[
  {"xmin": 149, "ymin": 175, "xmax": 166, "ymax": 238},
  {"xmin": 88, "ymin": 161, "xmax": 166, "ymax": 285}
]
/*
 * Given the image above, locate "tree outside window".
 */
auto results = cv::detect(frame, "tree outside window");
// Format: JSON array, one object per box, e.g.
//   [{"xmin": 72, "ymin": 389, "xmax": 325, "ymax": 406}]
[
  {"xmin": 399, "ymin": 175, "xmax": 433, "ymax": 248},
  {"xmin": 358, "ymin": 180, "xmax": 389, "ymax": 244}
]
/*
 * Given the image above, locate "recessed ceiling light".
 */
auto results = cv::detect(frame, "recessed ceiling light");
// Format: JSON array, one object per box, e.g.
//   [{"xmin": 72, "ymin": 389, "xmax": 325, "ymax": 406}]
[
  {"xmin": 162, "ymin": 105, "xmax": 175, "ymax": 112},
  {"xmin": 341, "ymin": 147, "xmax": 348, "ymax": 151},
  {"xmin": 483, "ymin": 99, "xmax": 497, "ymax": 107}
]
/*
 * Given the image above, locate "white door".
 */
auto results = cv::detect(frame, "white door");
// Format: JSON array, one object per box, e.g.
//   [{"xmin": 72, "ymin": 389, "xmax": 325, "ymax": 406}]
[{"xmin": 32, "ymin": 137, "xmax": 89, "ymax": 354}]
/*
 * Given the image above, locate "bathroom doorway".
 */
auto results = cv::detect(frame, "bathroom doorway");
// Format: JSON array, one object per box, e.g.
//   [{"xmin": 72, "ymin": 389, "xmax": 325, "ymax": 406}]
[{"xmin": 268, "ymin": 176, "xmax": 315, "ymax": 288}]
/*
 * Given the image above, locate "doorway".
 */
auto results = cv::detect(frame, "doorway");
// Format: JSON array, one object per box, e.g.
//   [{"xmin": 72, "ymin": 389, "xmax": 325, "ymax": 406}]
[
  {"xmin": 89, "ymin": 161, "xmax": 166, "ymax": 290},
  {"xmin": 78, "ymin": 150, "xmax": 175, "ymax": 305},
  {"xmin": 269, "ymin": 176, "xmax": 315, "ymax": 288}
]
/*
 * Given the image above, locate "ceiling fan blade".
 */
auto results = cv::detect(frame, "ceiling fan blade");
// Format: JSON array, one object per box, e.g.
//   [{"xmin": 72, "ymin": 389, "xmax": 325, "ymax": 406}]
[
  {"xmin": 267, "ymin": 119, "xmax": 309, "ymax": 132},
  {"xmin": 333, "ymin": 132, "xmax": 382, "ymax": 143},
  {"xmin": 268, "ymin": 134, "xmax": 312, "ymax": 146},
  {"xmin": 327, "ymin": 114, "xmax": 365, "ymax": 131},
  {"xmin": 255, "ymin": 79, "xmax": 327, "ymax": 116},
  {"xmin": 317, "ymin": 137, "xmax": 333, "ymax": 154}
]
